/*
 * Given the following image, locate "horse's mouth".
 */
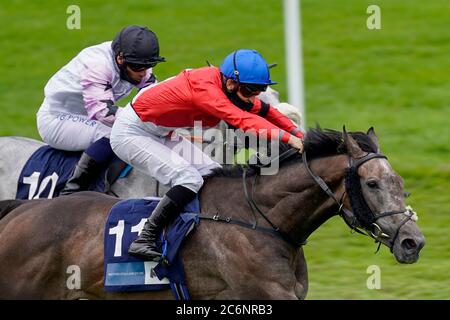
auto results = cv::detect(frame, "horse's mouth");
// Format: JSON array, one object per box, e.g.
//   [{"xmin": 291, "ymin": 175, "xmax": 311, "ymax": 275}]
[
  {"xmin": 393, "ymin": 236, "xmax": 425, "ymax": 264},
  {"xmin": 395, "ymin": 252, "xmax": 420, "ymax": 264}
]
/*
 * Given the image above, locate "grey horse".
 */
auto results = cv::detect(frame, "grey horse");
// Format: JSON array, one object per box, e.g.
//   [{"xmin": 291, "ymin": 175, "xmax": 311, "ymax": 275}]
[
  {"xmin": 0, "ymin": 136, "xmax": 167, "ymax": 200},
  {"xmin": 0, "ymin": 128, "xmax": 425, "ymax": 299}
]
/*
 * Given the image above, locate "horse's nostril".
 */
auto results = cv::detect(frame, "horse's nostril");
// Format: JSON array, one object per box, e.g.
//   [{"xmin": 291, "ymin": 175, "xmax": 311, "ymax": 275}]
[{"xmin": 401, "ymin": 238, "xmax": 417, "ymax": 251}]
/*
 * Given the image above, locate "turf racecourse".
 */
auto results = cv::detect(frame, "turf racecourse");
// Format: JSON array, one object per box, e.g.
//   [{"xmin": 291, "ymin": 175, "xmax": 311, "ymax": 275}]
[{"xmin": 0, "ymin": 0, "xmax": 448, "ymax": 299}]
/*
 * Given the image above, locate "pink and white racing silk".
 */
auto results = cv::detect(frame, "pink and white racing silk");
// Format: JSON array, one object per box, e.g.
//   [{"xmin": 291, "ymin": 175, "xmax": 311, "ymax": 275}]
[
  {"xmin": 39, "ymin": 41, "xmax": 155, "ymax": 126},
  {"xmin": 37, "ymin": 41, "xmax": 156, "ymax": 151}
]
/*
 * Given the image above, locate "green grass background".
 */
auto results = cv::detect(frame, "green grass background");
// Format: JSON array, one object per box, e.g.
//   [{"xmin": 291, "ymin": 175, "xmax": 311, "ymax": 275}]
[{"xmin": 0, "ymin": 0, "xmax": 449, "ymax": 299}]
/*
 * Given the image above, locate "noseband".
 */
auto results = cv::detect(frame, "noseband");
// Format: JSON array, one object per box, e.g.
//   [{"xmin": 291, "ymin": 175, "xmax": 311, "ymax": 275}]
[{"xmin": 302, "ymin": 151, "xmax": 417, "ymax": 252}]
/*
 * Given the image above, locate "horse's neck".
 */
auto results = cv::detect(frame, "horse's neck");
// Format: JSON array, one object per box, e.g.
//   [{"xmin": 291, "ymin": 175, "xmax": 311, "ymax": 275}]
[
  {"xmin": 269, "ymin": 155, "xmax": 348, "ymax": 243},
  {"xmin": 199, "ymin": 155, "xmax": 348, "ymax": 245}
]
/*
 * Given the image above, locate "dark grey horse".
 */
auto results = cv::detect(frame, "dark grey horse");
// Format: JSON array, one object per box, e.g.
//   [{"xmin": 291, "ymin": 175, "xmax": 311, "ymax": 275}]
[
  {"xmin": 0, "ymin": 128, "xmax": 425, "ymax": 299},
  {"xmin": 0, "ymin": 136, "xmax": 168, "ymax": 200}
]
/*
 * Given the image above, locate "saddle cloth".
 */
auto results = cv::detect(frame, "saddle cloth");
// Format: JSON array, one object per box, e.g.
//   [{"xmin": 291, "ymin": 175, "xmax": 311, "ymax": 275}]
[
  {"xmin": 15, "ymin": 145, "xmax": 127, "ymax": 199},
  {"xmin": 104, "ymin": 197, "xmax": 199, "ymax": 300}
]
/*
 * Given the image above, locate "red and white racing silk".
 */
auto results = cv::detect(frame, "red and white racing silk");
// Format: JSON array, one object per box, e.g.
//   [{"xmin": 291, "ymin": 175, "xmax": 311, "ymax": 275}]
[
  {"xmin": 110, "ymin": 67, "xmax": 304, "ymax": 193},
  {"xmin": 130, "ymin": 67, "xmax": 303, "ymax": 142}
]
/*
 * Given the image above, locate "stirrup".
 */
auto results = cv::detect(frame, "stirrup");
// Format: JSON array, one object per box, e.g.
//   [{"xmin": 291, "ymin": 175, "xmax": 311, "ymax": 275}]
[
  {"xmin": 129, "ymin": 250, "xmax": 162, "ymax": 262},
  {"xmin": 128, "ymin": 242, "xmax": 162, "ymax": 261}
]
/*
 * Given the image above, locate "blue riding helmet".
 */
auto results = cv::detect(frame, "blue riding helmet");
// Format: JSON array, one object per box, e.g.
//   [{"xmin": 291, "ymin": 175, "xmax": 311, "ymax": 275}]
[{"xmin": 220, "ymin": 49, "xmax": 277, "ymax": 85}]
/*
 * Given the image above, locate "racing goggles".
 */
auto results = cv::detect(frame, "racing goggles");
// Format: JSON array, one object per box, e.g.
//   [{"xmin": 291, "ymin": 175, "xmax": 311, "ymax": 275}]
[
  {"xmin": 127, "ymin": 61, "xmax": 158, "ymax": 72},
  {"xmin": 239, "ymin": 83, "xmax": 268, "ymax": 98}
]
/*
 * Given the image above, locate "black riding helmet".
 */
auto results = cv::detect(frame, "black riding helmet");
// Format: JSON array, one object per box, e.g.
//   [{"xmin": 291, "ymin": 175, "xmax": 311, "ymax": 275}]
[{"xmin": 112, "ymin": 25, "xmax": 165, "ymax": 84}]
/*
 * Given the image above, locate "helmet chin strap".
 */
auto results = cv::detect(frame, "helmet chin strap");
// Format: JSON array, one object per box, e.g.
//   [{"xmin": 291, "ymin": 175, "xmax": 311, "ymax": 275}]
[
  {"xmin": 119, "ymin": 63, "xmax": 140, "ymax": 85},
  {"xmin": 222, "ymin": 77, "xmax": 254, "ymax": 111},
  {"xmin": 116, "ymin": 54, "xmax": 141, "ymax": 85}
]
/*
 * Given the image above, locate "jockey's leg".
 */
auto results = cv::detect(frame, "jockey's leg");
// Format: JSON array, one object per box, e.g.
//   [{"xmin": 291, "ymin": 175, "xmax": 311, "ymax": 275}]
[
  {"xmin": 37, "ymin": 111, "xmax": 111, "ymax": 151},
  {"xmin": 60, "ymin": 137, "xmax": 114, "ymax": 195},
  {"xmin": 36, "ymin": 111, "xmax": 114, "ymax": 195},
  {"xmin": 128, "ymin": 185, "xmax": 196, "ymax": 260},
  {"xmin": 164, "ymin": 134, "xmax": 222, "ymax": 175},
  {"xmin": 111, "ymin": 117, "xmax": 207, "ymax": 260}
]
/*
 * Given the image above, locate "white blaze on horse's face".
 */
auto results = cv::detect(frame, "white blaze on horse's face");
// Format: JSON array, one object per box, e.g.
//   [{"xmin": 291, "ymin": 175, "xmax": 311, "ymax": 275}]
[{"xmin": 358, "ymin": 158, "xmax": 425, "ymax": 264}]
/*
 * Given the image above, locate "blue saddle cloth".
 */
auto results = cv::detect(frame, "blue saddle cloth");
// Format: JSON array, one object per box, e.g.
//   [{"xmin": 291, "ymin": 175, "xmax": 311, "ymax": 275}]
[
  {"xmin": 103, "ymin": 197, "xmax": 199, "ymax": 300},
  {"xmin": 16, "ymin": 145, "xmax": 106, "ymax": 199}
]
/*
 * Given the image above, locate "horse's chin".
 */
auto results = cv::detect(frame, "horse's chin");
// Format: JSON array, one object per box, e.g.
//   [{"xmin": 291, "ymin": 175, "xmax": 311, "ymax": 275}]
[
  {"xmin": 393, "ymin": 250, "xmax": 420, "ymax": 264},
  {"xmin": 392, "ymin": 237, "xmax": 424, "ymax": 264}
]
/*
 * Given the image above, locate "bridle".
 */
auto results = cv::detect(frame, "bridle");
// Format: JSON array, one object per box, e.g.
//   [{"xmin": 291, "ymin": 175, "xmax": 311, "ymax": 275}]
[
  {"xmin": 200, "ymin": 147, "xmax": 417, "ymax": 252},
  {"xmin": 302, "ymin": 151, "xmax": 417, "ymax": 252}
]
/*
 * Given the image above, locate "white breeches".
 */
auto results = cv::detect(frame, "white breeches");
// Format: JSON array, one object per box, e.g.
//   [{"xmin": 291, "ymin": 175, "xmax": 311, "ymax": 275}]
[
  {"xmin": 37, "ymin": 104, "xmax": 111, "ymax": 151},
  {"xmin": 110, "ymin": 105, "xmax": 221, "ymax": 193}
]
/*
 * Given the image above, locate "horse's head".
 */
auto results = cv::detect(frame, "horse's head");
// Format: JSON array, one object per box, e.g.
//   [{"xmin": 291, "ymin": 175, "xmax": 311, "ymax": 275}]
[{"xmin": 341, "ymin": 127, "xmax": 425, "ymax": 264}]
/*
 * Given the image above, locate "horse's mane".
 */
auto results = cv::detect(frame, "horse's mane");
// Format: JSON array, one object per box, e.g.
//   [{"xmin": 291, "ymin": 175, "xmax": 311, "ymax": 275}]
[
  {"xmin": 303, "ymin": 127, "xmax": 378, "ymax": 159},
  {"xmin": 0, "ymin": 200, "xmax": 26, "ymax": 220},
  {"xmin": 209, "ymin": 127, "xmax": 378, "ymax": 178}
]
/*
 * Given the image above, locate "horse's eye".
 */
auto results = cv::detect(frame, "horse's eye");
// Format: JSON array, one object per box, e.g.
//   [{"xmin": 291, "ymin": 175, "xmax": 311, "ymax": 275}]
[{"xmin": 366, "ymin": 180, "xmax": 379, "ymax": 189}]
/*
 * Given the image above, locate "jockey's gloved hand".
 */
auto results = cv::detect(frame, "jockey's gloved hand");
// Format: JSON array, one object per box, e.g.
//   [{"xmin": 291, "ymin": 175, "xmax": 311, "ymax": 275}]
[
  {"xmin": 100, "ymin": 99, "xmax": 120, "ymax": 117},
  {"xmin": 288, "ymin": 135, "xmax": 304, "ymax": 153}
]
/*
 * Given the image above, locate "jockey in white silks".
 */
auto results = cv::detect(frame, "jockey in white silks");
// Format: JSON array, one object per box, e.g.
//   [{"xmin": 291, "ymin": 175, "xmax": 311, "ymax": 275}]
[
  {"xmin": 110, "ymin": 49, "xmax": 305, "ymax": 261},
  {"xmin": 36, "ymin": 25, "xmax": 166, "ymax": 194},
  {"xmin": 219, "ymin": 87, "xmax": 302, "ymax": 159},
  {"xmin": 259, "ymin": 87, "xmax": 302, "ymax": 126}
]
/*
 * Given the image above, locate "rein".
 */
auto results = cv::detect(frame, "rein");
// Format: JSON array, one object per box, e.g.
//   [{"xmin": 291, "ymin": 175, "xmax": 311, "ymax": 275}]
[
  {"xmin": 198, "ymin": 214, "xmax": 301, "ymax": 245},
  {"xmin": 240, "ymin": 148, "xmax": 307, "ymax": 247},
  {"xmin": 199, "ymin": 148, "xmax": 306, "ymax": 248},
  {"xmin": 199, "ymin": 146, "xmax": 415, "ymax": 252}
]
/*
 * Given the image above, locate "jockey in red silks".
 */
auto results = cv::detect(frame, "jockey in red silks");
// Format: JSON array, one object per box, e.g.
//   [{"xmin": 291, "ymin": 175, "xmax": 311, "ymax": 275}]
[
  {"xmin": 110, "ymin": 49, "xmax": 305, "ymax": 261},
  {"xmin": 37, "ymin": 25, "xmax": 166, "ymax": 195}
]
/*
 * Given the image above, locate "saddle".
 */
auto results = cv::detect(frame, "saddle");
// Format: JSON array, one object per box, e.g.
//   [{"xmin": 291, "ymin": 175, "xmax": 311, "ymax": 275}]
[
  {"xmin": 104, "ymin": 197, "xmax": 199, "ymax": 299},
  {"xmin": 16, "ymin": 145, "xmax": 130, "ymax": 200}
]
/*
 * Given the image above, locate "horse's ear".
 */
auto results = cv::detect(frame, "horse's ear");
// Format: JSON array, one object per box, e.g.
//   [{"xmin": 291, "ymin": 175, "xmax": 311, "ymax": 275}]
[
  {"xmin": 367, "ymin": 127, "xmax": 381, "ymax": 153},
  {"xmin": 343, "ymin": 126, "xmax": 366, "ymax": 158}
]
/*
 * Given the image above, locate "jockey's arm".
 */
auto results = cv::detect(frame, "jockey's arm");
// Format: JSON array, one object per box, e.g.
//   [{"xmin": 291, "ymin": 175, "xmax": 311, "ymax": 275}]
[
  {"xmin": 194, "ymin": 85, "xmax": 294, "ymax": 144},
  {"xmin": 251, "ymin": 99, "xmax": 304, "ymax": 139},
  {"xmin": 80, "ymin": 64, "xmax": 121, "ymax": 127}
]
